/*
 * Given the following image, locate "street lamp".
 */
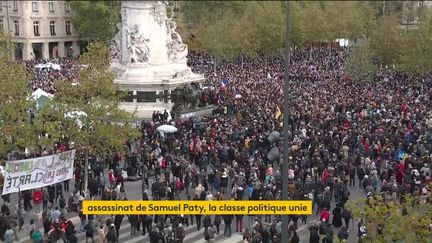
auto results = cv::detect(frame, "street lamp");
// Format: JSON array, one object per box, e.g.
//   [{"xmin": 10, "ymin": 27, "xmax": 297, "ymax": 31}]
[{"xmin": 282, "ymin": 1, "xmax": 291, "ymax": 243}]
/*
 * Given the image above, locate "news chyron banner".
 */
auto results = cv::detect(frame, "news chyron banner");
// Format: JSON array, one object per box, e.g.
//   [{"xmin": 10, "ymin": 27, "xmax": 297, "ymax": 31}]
[{"xmin": 83, "ymin": 200, "xmax": 312, "ymax": 215}]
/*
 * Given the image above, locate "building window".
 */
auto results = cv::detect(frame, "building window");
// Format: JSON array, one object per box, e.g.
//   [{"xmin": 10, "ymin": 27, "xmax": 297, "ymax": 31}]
[
  {"xmin": 65, "ymin": 20, "xmax": 71, "ymax": 35},
  {"xmin": 49, "ymin": 21, "xmax": 56, "ymax": 36},
  {"xmin": 64, "ymin": 1, "xmax": 70, "ymax": 12},
  {"xmin": 32, "ymin": 1, "xmax": 38, "ymax": 12},
  {"xmin": 14, "ymin": 20, "xmax": 19, "ymax": 36},
  {"xmin": 0, "ymin": 3, "xmax": 2, "ymax": 11},
  {"xmin": 12, "ymin": 1, "xmax": 18, "ymax": 12},
  {"xmin": 0, "ymin": 20, "xmax": 3, "ymax": 32},
  {"xmin": 33, "ymin": 21, "xmax": 39, "ymax": 36},
  {"xmin": 48, "ymin": 1, "xmax": 54, "ymax": 12}
]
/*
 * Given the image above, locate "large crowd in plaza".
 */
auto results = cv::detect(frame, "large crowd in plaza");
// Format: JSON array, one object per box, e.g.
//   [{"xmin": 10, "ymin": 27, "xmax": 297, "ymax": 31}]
[{"xmin": 1, "ymin": 43, "xmax": 432, "ymax": 243}]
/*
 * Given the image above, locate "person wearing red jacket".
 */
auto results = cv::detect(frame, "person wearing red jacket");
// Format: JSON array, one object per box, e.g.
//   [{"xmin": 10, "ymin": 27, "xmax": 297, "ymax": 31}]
[
  {"xmin": 320, "ymin": 207, "xmax": 330, "ymax": 222},
  {"xmin": 33, "ymin": 189, "xmax": 43, "ymax": 214}
]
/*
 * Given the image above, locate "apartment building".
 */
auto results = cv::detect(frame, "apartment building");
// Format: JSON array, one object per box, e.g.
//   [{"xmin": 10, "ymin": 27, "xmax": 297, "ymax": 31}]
[{"xmin": 0, "ymin": 0, "xmax": 81, "ymax": 60}]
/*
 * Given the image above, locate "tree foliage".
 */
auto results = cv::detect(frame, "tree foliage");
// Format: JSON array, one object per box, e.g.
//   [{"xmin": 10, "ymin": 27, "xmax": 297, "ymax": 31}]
[
  {"xmin": 53, "ymin": 42, "xmax": 140, "ymax": 190},
  {"xmin": 398, "ymin": 9, "xmax": 432, "ymax": 74},
  {"xmin": 344, "ymin": 40, "xmax": 377, "ymax": 82},
  {"xmin": 369, "ymin": 16, "xmax": 402, "ymax": 66},
  {"xmin": 347, "ymin": 195, "xmax": 432, "ymax": 243},
  {"xmin": 70, "ymin": 0, "xmax": 121, "ymax": 42},
  {"xmin": 0, "ymin": 32, "xmax": 36, "ymax": 158},
  {"xmin": 179, "ymin": 1, "xmax": 376, "ymax": 59}
]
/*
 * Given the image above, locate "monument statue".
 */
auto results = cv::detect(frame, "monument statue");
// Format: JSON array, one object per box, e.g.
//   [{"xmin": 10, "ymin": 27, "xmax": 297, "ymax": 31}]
[
  {"xmin": 111, "ymin": 1, "xmax": 205, "ymax": 119},
  {"xmin": 166, "ymin": 18, "xmax": 188, "ymax": 63},
  {"xmin": 126, "ymin": 24, "xmax": 150, "ymax": 63},
  {"xmin": 150, "ymin": 1, "xmax": 166, "ymax": 26},
  {"xmin": 171, "ymin": 82, "xmax": 203, "ymax": 112}
]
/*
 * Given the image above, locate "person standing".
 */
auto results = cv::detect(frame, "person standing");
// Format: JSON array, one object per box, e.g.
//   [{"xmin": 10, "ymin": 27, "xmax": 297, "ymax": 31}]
[
  {"xmin": 203, "ymin": 215, "xmax": 211, "ymax": 233},
  {"xmin": 48, "ymin": 185, "xmax": 55, "ymax": 208},
  {"xmin": 128, "ymin": 214, "xmax": 138, "ymax": 235},
  {"xmin": 98, "ymin": 225, "xmax": 105, "ymax": 243},
  {"xmin": 42, "ymin": 187, "xmax": 49, "ymax": 212},
  {"xmin": 223, "ymin": 215, "xmax": 233, "ymax": 237},
  {"xmin": 114, "ymin": 214, "xmax": 124, "ymax": 239},
  {"xmin": 106, "ymin": 224, "xmax": 117, "ymax": 243},
  {"xmin": 4, "ymin": 226, "xmax": 15, "ymax": 243},
  {"xmin": 32, "ymin": 189, "xmax": 43, "ymax": 214},
  {"xmin": 213, "ymin": 215, "xmax": 221, "ymax": 235},
  {"xmin": 342, "ymin": 207, "xmax": 352, "ymax": 228},
  {"xmin": 31, "ymin": 229, "xmax": 43, "ymax": 243},
  {"xmin": 84, "ymin": 221, "xmax": 95, "ymax": 243},
  {"xmin": 55, "ymin": 183, "xmax": 63, "ymax": 203},
  {"xmin": 332, "ymin": 205, "xmax": 343, "ymax": 228},
  {"xmin": 235, "ymin": 215, "xmax": 244, "ymax": 233},
  {"xmin": 63, "ymin": 179, "xmax": 70, "ymax": 192},
  {"xmin": 177, "ymin": 223, "xmax": 185, "ymax": 243}
]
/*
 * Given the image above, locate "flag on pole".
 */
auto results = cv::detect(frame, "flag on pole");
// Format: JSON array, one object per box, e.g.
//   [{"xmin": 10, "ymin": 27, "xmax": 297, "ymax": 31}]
[{"xmin": 275, "ymin": 105, "xmax": 282, "ymax": 119}]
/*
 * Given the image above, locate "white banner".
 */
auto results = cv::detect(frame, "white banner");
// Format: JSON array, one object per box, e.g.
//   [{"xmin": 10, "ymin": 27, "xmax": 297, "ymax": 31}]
[{"xmin": 2, "ymin": 150, "xmax": 76, "ymax": 195}]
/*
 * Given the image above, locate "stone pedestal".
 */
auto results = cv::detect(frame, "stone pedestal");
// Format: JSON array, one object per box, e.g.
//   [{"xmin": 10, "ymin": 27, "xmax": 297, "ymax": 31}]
[{"xmin": 111, "ymin": 1, "xmax": 204, "ymax": 119}]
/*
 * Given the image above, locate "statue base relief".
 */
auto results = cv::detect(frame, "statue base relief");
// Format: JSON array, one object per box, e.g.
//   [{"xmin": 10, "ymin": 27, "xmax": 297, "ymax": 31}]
[{"xmin": 111, "ymin": 60, "xmax": 204, "ymax": 119}]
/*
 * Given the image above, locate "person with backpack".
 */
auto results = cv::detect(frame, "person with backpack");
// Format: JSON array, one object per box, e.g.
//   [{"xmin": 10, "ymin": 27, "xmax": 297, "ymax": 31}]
[{"xmin": 106, "ymin": 224, "xmax": 117, "ymax": 243}]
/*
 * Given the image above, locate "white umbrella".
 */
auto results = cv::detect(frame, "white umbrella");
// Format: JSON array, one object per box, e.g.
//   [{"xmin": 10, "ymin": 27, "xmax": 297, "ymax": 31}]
[{"xmin": 157, "ymin": 124, "xmax": 178, "ymax": 133}]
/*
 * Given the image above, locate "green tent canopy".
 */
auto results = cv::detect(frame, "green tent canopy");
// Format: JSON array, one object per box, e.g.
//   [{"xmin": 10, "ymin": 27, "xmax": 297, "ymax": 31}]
[{"xmin": 31, "ymin": 88, "xmax": 54, "ymax": 110}]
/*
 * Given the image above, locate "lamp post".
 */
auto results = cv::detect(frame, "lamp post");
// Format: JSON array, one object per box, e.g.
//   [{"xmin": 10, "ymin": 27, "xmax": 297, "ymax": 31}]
[
  {"xmin": 18, "ymin": 187, "xmax": 22, "ymax": 231},
  {"xmin": 282, "ymin": 1, "xmax": 291, "ymax": 243}
]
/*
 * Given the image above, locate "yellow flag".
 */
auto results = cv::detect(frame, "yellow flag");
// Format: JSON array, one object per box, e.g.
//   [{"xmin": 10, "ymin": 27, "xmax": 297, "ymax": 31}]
[{"xmin": 275, "ymin": 105, "xmax": 282, "ymax": 119}]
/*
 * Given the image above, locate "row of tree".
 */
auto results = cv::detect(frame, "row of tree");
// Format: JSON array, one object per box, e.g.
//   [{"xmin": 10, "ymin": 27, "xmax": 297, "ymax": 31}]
[
  {"xmin": 69, "ymin": 1, "xmax": 432, "ymax": 78},
  {"xmin": 0, "ymin": 32, "xmax": 139, "ymax": 190}
]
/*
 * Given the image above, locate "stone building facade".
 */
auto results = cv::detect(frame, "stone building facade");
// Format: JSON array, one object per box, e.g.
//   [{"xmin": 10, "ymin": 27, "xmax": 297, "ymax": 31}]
[{"xmin": 0, "ymin": 0, "xmax": 81, "ymax": 60}]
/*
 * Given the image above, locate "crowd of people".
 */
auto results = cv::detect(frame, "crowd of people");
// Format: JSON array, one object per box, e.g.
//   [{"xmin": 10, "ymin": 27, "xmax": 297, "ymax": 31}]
[
  {"xmin": 24, "ymin": 58, "xmax": 79, "ymax": 94},
  {"xmin": 1, "ymin": 42, "xmax": 432, "ymax": 243},
  {"xmin": 119, "ymin": 45, "xmax": 432, "ymax": 242}
]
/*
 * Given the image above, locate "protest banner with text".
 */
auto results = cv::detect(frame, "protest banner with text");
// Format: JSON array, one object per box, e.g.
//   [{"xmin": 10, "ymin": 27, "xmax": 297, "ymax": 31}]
[{"xmin": 1, "ymin": 150, "xmax": 76, "ymax": 195}]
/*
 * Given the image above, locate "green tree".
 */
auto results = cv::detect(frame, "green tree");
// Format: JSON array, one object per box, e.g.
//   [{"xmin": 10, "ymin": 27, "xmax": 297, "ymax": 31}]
[
  {"xmin": 0, "ymin": 32, "xmax": 38, "ymax": 158},
  {"xmin": 53, "ymin": 41, "xmax": 140, "ymax": 191},
  {"xmin": 344, "ymin": 40, "xmax": 377, "ymax": 82},
  {"xmin": 347, "ymin": 195, "xmax": 432, "ymax": 243},
  {"xmin": 369, "ymin": 16, "xmax": 402, "ymax": 66},
  {"xmin": 250, "ymin": 1, "xmax": 285, "ymax": 57},
  {"xmin": 70, "ymin": 1, "xmax": 121, "ymax": 42},
  {"xmin": 398, "ymin": 8, "xmax": 432, "ymax": 74}
]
